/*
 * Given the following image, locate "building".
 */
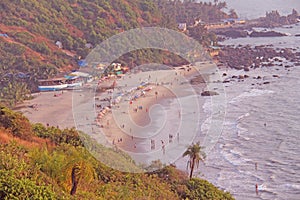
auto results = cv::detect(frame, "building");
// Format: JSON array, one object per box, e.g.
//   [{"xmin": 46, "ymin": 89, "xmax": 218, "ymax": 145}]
[{"xmin": 178, "ymin": 23, "xmax": 187, "ymax": 32}]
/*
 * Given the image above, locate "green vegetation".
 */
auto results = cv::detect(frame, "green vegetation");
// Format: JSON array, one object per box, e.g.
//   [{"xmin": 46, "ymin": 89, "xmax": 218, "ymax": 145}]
[
  {"xmin": 0, "ymin": 0, "xmax": 231, "ymax": 106},
  {"xmin": 183, "ymin": 142, "xmax": 206, "ymax": 179},
  {"xmin": 0, "ymin": 0, "xmax": 163, "ymax": 107},
  {"xmin": 0, "ymin": 105, "xmax": 234, "ymax": 199}
]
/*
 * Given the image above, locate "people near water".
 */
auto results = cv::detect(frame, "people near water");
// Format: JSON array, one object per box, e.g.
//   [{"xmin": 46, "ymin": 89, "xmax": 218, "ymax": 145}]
[{"xmin": 255, "ymin": 184, "xmax": 258, "ymax": 195}]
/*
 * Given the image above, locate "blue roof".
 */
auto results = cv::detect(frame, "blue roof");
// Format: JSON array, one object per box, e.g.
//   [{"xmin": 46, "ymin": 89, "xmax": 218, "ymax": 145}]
[{"xmin": 78, "ymin": 60, "xmax": 87, "ymax": 67}]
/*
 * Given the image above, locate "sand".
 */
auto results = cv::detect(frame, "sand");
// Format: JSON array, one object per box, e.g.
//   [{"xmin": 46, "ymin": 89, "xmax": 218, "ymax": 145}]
[{"xmin": 16, "ymin": 61, "xmax": 219, "ymax": 165}]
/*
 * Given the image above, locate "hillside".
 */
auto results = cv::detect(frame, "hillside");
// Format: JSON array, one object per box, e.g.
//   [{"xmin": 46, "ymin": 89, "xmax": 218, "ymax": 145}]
[
  {"xmin": 0, "ymin": 105, "xmax": 234, "ymax": 199},
  {"xmin": 0, "ymin": 0, "xmax": 233, "ymax": 106},
  {"xmin": 0, "ymin": 0, "xmax": 164, "ymax": 105}
]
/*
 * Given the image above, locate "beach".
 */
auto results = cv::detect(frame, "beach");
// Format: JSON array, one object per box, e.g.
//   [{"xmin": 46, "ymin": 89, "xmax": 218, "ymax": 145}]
[{"xmin": 17, "ymin": 61, "xmax": 217, "ymax": 166}]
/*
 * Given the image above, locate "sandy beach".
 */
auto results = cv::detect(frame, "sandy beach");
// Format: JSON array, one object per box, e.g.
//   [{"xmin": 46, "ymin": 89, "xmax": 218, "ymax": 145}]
[{"xmin": 16, "ymin": 61, "xmax": 218, "ymax": 165}]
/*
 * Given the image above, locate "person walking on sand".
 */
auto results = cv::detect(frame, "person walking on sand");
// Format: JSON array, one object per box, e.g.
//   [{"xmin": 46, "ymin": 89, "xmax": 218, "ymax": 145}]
[{"xmin": 162, "ymin": 144, "xmax": 166, "ymax": 155}]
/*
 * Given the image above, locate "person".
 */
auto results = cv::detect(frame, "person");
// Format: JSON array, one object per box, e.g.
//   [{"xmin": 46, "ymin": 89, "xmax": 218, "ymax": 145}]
[{"xmin": 255, "ymin": 184, "xmax": 258, "ymax": 195}]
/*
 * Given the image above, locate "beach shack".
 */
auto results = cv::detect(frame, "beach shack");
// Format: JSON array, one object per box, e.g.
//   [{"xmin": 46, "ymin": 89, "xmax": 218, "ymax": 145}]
[{"xmin": 38, "ymin": 78, "xmax": 68, "ymax": 91}]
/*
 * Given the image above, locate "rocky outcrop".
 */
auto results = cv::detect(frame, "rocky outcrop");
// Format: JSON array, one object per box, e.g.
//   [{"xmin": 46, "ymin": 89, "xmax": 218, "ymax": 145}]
[
  {"xmin": 216, "ymin": 46, "xmax": 300, "ymax": 71},
  {"xmin": 215, "ymin": 29, "xmax": 248, "ymax": 38},
  {"xmin": 249, "ymin": 31, "xmax": 287, "ymax": 37}
]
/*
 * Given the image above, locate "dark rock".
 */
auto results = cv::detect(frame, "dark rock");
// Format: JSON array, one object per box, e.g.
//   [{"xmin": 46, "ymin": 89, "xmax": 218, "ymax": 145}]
[
  {"xmin": 232, "ymin": 75, "xmax": 238, "ymax": 79},
  {"xmin": 244, "ymin": 75, "xmax": 249, "ymax": 78},
  {"xmin": 244, "ymin": 67, "xmax": 250, "ymax": 71},
  {"xmin": 263, "ymin": 81, "xmax": 270, "ymax": 84},
  {"xmin": 295, "ymin": 34, "xmax": 300, "ymax": 37},
  {"xmin": 201, "ymin": 91, "xmax": 219, "ymax": 96},
  {"xmin": 223, "ymin": 73, "xmax": 227, "ymax": 76},
  {"xmin": 249, "ymin": 31, "xmax": 287, "ymax": 37},
  {"xmin": 272, "ymin": 75, "xmax": 280, "ymax": 78},
  {"xmin": 233, "ymin": 65, "xmax": 244, "ymax": 70},
  {"xmin": 223, "ymin": 79, "xmax": 231, "ymax": 83},
  {"xmin": 216, "ymin": 29, "xmax": 248, "ymax": 38}
]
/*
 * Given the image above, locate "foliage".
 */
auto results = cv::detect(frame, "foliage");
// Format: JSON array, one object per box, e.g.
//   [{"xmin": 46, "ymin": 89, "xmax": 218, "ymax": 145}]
[
  {"xmin": 0, "ymin": 144, "xmax": 58, "ymax": 199},
  {"xmin": 0, "ymin": 104, "xmax": 33, "ymax": 139},
  {"xmin": 183, "ymin": 142, "xmax": 206, "ymax": 179},
  {"xmin": 184, "ymin": 178, "xmax": 235, "ymax": 200},
  {"xmin": 155, "ymin": 0, "xmax": 229, "ymax": 24},
  {"xmin": 0, "ymin": 0, "xmax": 163, "ymax": 106},
  {"xmin": 0, "ymin": 0, "xmax": 230, "ymax": 106}
]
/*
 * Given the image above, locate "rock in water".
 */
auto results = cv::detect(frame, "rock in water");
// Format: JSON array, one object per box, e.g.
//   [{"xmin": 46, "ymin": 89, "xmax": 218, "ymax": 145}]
[{"xmin": 201, "ymin": 91, "xmax": 219, "ymax": 96}]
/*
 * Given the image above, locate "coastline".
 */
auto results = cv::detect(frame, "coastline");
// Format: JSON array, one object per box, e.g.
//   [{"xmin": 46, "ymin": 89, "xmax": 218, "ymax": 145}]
[{"xmin": 16, "ymin": 61, "xmax": 217, "ymax": 165}]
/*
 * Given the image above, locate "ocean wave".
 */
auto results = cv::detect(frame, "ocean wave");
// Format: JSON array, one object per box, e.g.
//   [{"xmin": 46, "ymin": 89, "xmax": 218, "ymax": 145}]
[
  {"xmin": 230, "ymin": 89, "xmax": 274, "ymax": 104},
  {"xmin": 237, "ymin": 112, "xmax": 250, "ymax": 121},
  {"xmin": 202, "ymin": 99, "xmax": 212, "ymax": 114},
  {"xmin": 201, "ymin": 116, "xmax": 212, "ymax": 134},
  {"xmin": 283, "ymin": 183, "xmax": 300, "ymax": 190},
  {"xmin": 222, "ymin": 149, "xmax": 249, "ymax": 166}
]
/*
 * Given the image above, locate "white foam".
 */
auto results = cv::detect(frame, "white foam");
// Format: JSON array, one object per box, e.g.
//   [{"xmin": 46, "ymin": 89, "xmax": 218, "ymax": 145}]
[
  {"xmin": 222, "ymin": 150, "xmax": 248, "ymax": 166},
  {"xmin": 284, "ymin": 183, "xmax": 300, "ymax": 190},
  {"xmin": 202, "ymin": 99, "xmax": 212, "ymax": 114},
  {"xmin": 230, "ymin": 89, "xmax": 274, "ymax": 104},
  {"xmin": 201, "ymin": 116, "xmax": 212, "ymax": 134},
  {"xmin": 237, "ymin": 112, "xmax": 250, "ymax": 121}
]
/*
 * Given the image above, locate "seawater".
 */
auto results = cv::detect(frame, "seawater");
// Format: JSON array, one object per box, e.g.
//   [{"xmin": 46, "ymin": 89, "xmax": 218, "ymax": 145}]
[{"xmin": 195, "ymin": 24, "xmax": 300, "ymax": 200}]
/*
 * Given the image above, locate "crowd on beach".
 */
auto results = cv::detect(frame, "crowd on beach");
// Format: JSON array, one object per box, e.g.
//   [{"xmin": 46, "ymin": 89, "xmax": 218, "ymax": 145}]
[{"xmin": 92, "ymin": 65, "xmax": 196, "ymax": 153}]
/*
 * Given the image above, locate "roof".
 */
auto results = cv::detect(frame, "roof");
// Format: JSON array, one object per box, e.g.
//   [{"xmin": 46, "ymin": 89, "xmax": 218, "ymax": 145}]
[
  {"xmin": 69, "ymin": 71, "xmax": 91, "ymax": 77},
  {"xmin": 38, "ymin": 77, "xmax": 67, "ymax": 82}
]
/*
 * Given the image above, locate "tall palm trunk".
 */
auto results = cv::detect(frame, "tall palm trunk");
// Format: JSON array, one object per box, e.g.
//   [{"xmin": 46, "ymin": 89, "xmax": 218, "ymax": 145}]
[
  {"xmin": 189, "ymin": 157, "xmax": 195, "ymax": 179},
  {"xmin": 70, "ymin": 167, "xmax": 78, "ymax": 195}
]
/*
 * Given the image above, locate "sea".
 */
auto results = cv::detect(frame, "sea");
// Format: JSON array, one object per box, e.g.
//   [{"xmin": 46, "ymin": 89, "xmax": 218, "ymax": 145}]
[{"xmin": 176, "ymin": 1, "xmax": 300, "ymax": 200}]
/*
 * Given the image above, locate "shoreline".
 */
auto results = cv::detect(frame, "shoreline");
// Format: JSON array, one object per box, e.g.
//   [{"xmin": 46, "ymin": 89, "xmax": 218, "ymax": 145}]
[
  {"xmin": 92, "ymin": 62, "xmax": 217, "ymax": 164},
  {"xmin": 16, "ymin": 62, "xmax": 217, "ymax": 164}
]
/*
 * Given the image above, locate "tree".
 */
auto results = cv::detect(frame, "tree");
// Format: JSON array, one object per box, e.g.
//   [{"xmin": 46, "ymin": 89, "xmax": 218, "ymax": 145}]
[
  {"xmin": 62, "ymin": 146, "xmax": 96, "ymax": 196},
  {"xmin": 182, "ymin": 142, "xmax": 206, "ymax": 179},
  {"xmin": 228, "ymin": 9, "xmax": 238, "ymax": 19}
]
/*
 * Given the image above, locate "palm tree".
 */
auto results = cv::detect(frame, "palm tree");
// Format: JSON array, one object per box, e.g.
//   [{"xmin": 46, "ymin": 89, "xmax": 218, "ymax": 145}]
[
  {"xmin": 182, "ymin": 142, "xmax": 206, "ymax": 179},
  {"xmin": 62, "ymin": 147, "xmax": 96, "ymax": 196}
]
